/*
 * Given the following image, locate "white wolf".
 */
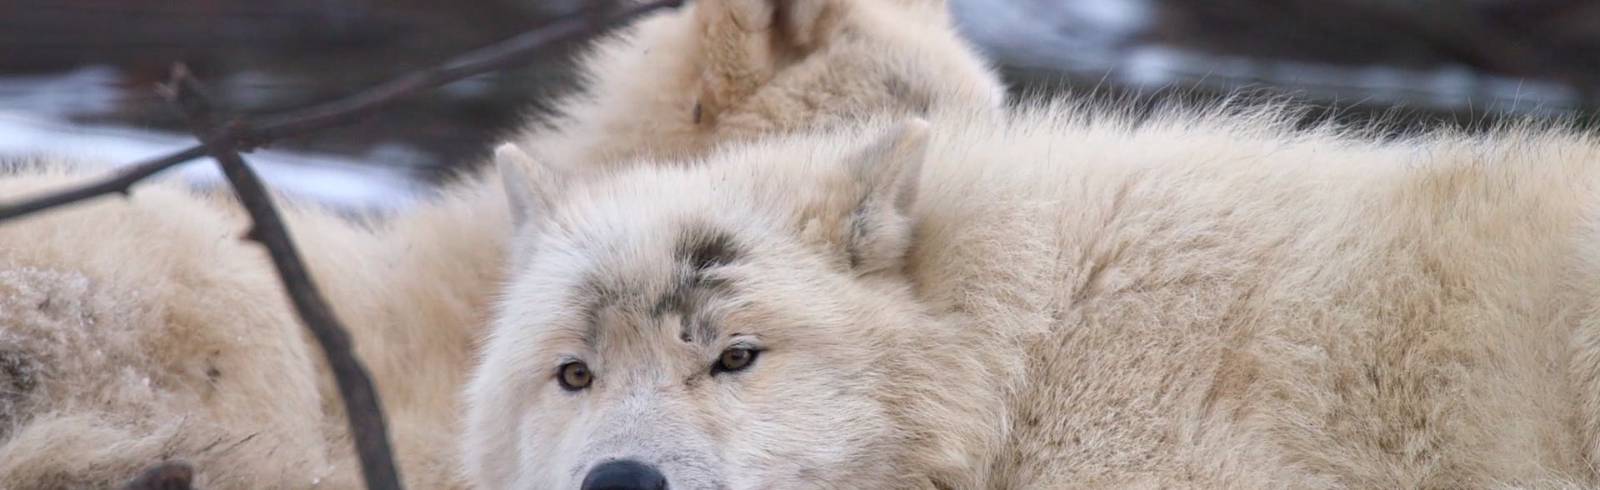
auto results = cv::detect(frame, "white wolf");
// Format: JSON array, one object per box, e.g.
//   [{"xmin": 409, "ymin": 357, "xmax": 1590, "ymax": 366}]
[
  {"xmin": 469, "ymin": 103, "xmax": 1600, "ymax": 489},
  {"xmin": 0, "ymin": 0, "xmax": 1001, "ymax": 487}
]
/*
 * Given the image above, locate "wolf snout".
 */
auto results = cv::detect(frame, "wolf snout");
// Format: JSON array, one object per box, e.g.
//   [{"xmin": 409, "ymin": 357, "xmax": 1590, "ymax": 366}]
[{"xmin": 581, "ymin": 459, "xmax": 668, "ymax": 490}]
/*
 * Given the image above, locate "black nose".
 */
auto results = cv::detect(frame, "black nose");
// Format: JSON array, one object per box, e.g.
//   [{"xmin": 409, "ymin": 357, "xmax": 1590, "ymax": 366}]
[{"xmin": 581, "ymin": 460, "xmax": 668, "ymax": 490}]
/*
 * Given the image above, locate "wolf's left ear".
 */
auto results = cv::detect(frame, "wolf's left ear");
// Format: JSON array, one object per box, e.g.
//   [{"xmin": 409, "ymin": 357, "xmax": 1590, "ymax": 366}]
[
  {"xmin": 836, "ymin": 118, "xmax": 930, "ymax": 275},
  {"xmin": 495, "ymin": 142, "xmax": 561, "ymax": 229}
]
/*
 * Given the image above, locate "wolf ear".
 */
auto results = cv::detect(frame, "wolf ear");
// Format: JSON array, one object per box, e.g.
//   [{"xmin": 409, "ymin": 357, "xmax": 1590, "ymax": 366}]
[
  {"xmin": 495, "ymin": 142, "xmax": 561, "ymax": 229},
  {"xmin": 693, "ymin": 0, "xmax": 844, "ymax": 124},
  {"xmin": 834, "ymin": 118, "xmax": 930, "ymax": 275}
]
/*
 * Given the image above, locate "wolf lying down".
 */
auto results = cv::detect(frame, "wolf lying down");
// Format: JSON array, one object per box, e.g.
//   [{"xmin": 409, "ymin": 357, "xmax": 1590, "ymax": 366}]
[
  {"xmin": 472, "ymin": 107, "xmax": 1600, "ymax": 489},
  {"xmin": 0, "ymin": 0, "xmax": 1000, "ymax": 487},
  {"xmin": 3, "ymin": 0, "xmax": 1600, "ymax": 487}
]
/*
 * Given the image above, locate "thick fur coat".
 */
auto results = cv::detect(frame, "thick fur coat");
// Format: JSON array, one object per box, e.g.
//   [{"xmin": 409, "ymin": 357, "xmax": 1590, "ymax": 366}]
[
  {"xmin": 469, "ymin": 104, "xmax": 1600, "ymax": 488},
  {"xmin": 0, "ymin": 0, "xmax": 1003, "ymax": 487}
]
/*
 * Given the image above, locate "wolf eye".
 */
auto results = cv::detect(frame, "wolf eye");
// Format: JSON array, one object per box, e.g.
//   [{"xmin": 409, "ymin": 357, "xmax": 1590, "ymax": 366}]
[
  {"xmin": 713, "ymin": 347, "xmax": 759, "ymax": 374},
  {"xmin": 558, "ymin": 361, "xmax": 592, "ymax": 391}
]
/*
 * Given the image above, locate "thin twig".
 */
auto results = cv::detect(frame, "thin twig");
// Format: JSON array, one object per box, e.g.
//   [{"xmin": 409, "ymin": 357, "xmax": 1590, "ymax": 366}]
[
  {"xmin": 164, "ymin": 65, "xmax": 404, "ymax": 490},
  {"xmin": 0, "ymin": 147, "xmax": 207, "ymax": 221},
  {"xmin": 0, "ymin": 0, "xmax": 684, "ymax": 222}
]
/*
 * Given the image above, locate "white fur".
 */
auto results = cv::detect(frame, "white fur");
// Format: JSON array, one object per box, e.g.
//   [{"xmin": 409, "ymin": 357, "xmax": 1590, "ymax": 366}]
[
  {"xmin": 468, "ymin": 101, "xmax": 1600, "ymax": 488},
  {"xmin": 0, "ymin": 0, "xmax": 1003, "ymax": 486},
  {"xmin": 509, "ymin": 0, "xmax": 1004, "ymax": 176}
]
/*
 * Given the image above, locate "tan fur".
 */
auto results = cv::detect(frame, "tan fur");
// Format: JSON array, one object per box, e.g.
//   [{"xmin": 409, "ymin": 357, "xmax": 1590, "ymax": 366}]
[
  {"xmin": 468, "ymin": 102, "xmax": 1600, "ymax": 488},
  {"xmin": 0, "ymin": 0, "xmax": 1002, "ymax": 487},
  {"xmin": 0, "ymin": 171, "xmax": 348, "ymax": 489},
  {"xmin": 509, "ymin": 0, "xmax": 1003, "ymax": 175}
]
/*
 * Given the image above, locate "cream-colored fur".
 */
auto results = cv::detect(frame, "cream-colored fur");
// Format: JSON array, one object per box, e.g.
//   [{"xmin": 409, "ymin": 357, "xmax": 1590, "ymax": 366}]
[
  {"xmin": 509, "ymin": 0, "xmax": 1003, "ymax": 175},
  {"xmin": 0, "ymin": 171, "xmax": 347, "ymax": 489},
  {"xmin": 469, "ymin": 103, "xmax": 1600, "ymax": 489},
  {"xmin": 0, "ymin": 0, "xmax": 1002, "ymax": 487}
]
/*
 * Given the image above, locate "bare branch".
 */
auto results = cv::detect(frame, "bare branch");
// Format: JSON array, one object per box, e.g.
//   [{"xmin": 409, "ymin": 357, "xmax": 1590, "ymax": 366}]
[
  {"xmin": 0, "ymin": 0, "xmax": 684, "ymax": 222},
  {"xmin": 240, "ymin": 0, "xmax": 682, "ymax": 145},
  {"xmin": 165, "ymin": 66, "xmax": 404, "ymax": 489},
  {"xmin": 0, "ymin": 147, "xmax": 208, "ymax": 221}
]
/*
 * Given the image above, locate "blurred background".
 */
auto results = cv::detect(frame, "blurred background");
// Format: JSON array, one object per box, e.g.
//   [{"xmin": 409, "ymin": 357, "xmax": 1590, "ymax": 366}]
[{"xmin": 2, "ymin": 0, "xmax": 1597, "ymax": 210}]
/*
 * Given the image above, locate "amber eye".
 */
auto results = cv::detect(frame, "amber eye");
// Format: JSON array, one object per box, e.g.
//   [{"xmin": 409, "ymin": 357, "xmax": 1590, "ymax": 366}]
[
  {"xmin": 713, "ymin": 347, "xmax": 759, "ymax": 374},
  {"xmin": 558, "ymin": 361, "xmax": 592, "ymax": 391}
]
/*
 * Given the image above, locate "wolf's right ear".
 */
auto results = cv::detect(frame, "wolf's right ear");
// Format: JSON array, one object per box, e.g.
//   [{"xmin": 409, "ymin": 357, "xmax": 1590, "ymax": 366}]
[
  {"xmin": 495, "ymin": 143, "xmax": 560, "ymax": 229},
  {"xmin": 848, "ymin": 118, "xmax": 929, "ymax": 215},
  {"xmin": 821, "ymin": 118, "xmax": 930, "ymax": 275}
]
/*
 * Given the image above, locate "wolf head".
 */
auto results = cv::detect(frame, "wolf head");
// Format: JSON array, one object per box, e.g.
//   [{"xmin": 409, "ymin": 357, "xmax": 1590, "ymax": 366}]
[{"xmin": 466, "ymin": 120, "xmax": 994, "ymax": 489}]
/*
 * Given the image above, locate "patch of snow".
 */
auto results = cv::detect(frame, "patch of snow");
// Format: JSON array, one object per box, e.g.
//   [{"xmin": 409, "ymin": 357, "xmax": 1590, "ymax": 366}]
[
  {"xmin": 363, "ymin": 142, "xmax": 436, "ymax": 169},
  {"xmin": 0, "ymin": 66, "xmax": 122, "ymax": 118},
  {"xmin": 1122, "ymin": 45, "xmax": 1183, "ymax": 87},
  {"xmin": 0, "ymin": 111, "xmax": 427, "ymax": 212},
  {"xmin": 440, "ymin": 73, "xmax": 497, "ymax": 99}
]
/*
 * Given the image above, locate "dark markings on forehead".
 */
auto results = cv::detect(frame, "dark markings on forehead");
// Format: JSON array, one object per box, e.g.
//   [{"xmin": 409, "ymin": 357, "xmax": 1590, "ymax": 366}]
[
  {"xmin": 661, "ymin": 227, "xmax": 742, "ymax": 344},
  {"xmin": 677, "ymin": 227, "xmax": 741, "ymax": 272},
  {"xmin": 576, "ymin": 227, "xmax": 743, "ymax": 347},
  {"xmin": 653, "ymin": 283, "xmax": 724, "ymax": 345}
]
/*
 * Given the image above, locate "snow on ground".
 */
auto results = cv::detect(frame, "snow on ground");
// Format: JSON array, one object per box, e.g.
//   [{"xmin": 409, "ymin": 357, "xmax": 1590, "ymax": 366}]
[
  {"xmin": 0, "ymin": 66, "xmax": 123, "ymax": 118},
  {"xmin": 0, "ymin": 64, "xmax": 427, "ymax": 212},
  {"xmin": 0, "ymin": 110, "xmax": 427, "ymax": 212},
  {"xmin": 0, "ymin": 65, "xmax": 429, "ymax": 212}
]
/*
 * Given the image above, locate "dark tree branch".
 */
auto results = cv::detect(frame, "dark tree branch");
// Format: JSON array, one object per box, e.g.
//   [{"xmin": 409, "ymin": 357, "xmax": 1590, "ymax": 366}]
[
  {"xmin": 239, "ymin": 0, "xmax": 678, "ymax": 146},
  {"xmin": 163, "ymin": 65, "xmax": 404, "ymax": 490},
  {"xmin": 0, "ymin": 146, "xmax": 209, "ymax": 221},
  {"xmin": 0, "ymin": 0, "xmax": 684, "ymax": 222}
]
